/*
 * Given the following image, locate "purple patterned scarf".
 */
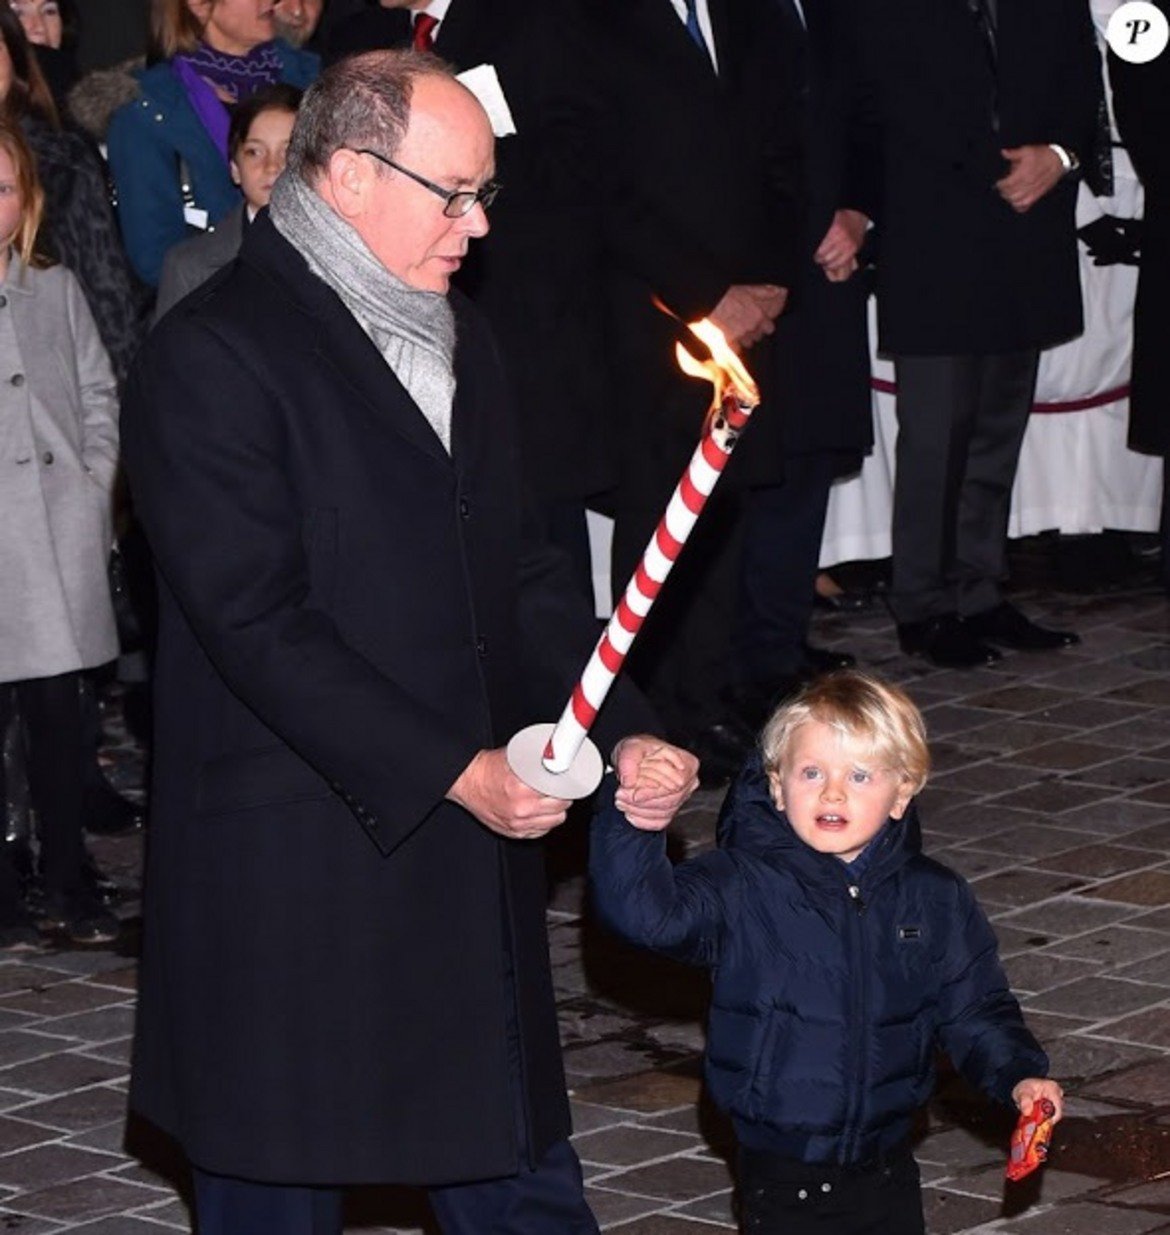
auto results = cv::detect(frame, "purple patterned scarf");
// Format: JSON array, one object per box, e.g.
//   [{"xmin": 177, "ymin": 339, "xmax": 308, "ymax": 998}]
[{"xmin": 172, "ymin": 40, "xmax": 283, "ymax": 162}]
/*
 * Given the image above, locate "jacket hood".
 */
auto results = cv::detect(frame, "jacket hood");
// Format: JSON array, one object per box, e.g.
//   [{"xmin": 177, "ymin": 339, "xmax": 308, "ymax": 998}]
[{"xmin": 715, "ymin": 750, "xmax": 922, "ymax": 883}]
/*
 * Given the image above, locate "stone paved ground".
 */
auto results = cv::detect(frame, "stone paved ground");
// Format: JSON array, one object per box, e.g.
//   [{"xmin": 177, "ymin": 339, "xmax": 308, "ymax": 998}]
[{"xmin": 2, "ymin": 544, "xmax": 1170, "ymax": 1233}]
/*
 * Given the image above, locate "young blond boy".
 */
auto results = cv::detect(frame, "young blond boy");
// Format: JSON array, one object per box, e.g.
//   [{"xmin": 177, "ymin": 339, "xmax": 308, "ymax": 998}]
[{"xmin": 591, "ymin": 671, "xmax": 1060, "ymax": 1234}]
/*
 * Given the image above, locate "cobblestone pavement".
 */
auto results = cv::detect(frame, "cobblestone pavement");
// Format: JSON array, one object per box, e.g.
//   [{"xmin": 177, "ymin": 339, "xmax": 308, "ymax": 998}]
[{"xmin": 2, "ymin": 553, "xmax": 1170, "ymax": 1232}]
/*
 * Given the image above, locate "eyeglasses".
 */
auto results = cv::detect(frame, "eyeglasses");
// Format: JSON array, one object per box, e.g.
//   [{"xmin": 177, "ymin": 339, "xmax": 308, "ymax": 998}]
[{"xmin": 351, "ymin": 148, "xmax": 500, "ymax": 218}]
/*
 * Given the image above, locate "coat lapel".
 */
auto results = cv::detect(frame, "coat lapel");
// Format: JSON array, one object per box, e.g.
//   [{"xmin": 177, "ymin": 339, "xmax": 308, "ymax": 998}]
[{"xmin": 244, "ymin": 215, "xmax": 451, "ymax": 466}]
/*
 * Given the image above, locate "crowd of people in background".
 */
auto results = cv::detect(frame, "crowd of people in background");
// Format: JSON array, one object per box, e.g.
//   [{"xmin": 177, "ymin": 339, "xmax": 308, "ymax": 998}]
[{"xmin": 0, "ymin": 0, "xmax": 1165, "ymax": 946}]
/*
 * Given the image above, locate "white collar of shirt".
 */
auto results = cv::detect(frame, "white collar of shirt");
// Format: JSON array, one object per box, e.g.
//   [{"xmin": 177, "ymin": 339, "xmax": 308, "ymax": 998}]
[
  {"xmin": 415, "ymin": 0, "xmax": 451, "ymax": 30},
  {"xmin": 666, "ymin": 0, "xmax": 718, "ymax": 72}
]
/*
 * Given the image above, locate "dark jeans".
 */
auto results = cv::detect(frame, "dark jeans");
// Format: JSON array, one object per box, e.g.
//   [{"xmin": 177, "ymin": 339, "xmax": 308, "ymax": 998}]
[
  {"xmin": 0, "ymin": 672, "xmax": 86, "ymax": 923},
  {"xmin": 192, "ymin": 1139, "xmax": 599, "ymax": 1235},
  {"xmin": 737, "ymin": 1145, "xmax": 925, "ymax": 1235}
]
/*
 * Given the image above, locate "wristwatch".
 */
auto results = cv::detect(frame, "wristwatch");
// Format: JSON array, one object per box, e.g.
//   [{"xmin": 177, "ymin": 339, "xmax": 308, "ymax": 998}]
[{"xmin": 1048, "ymin": 143, "xmax": 1080, "ymax": 175}]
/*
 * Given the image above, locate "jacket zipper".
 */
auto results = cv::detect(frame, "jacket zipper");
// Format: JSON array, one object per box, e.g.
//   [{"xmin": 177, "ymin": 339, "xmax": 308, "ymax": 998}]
[{"xmin": 841, "ymin": 876, "xmax": 868, "ymax": 1161}]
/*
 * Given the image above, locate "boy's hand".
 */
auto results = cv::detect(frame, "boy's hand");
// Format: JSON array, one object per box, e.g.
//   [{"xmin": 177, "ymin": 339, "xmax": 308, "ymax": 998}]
[
  {"xmin": 1012, "ymin": 1077, "xmax": 1064, "ymax": 1123},
  {"xmin": 611, "ymin": 736, "xmax": 700, "ymax": 831}
]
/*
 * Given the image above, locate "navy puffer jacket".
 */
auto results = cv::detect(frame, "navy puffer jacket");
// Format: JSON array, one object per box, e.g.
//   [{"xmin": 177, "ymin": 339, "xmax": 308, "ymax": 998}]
[{"xmin": 590, "ymin": 755, "xmax": 1046, "ymax": 1164}]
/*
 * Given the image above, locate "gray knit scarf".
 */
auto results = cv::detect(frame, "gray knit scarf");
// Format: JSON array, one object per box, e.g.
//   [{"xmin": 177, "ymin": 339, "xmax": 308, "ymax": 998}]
[{"xmin": 269, "ymin": 171, "xmax": 457, "ymax": 452}]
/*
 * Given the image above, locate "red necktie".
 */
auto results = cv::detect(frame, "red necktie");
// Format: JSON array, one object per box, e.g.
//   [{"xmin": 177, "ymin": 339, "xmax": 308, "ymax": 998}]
[{"xmin": 412, "ymin": 12, "xmax": 438, "ymax": 51}]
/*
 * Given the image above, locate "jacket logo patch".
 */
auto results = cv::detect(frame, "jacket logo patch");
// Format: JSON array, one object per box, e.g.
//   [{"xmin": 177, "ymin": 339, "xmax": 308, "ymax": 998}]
[{"xmin": 897, "ymin": 925, "xmax": 922, "ymax": 941}]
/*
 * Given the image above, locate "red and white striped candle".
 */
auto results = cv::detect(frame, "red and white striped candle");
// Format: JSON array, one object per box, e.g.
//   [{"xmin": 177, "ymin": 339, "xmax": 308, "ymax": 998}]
[{"xmin": 541, "ymin": 318, "xmax": 761, "ymax": 776}]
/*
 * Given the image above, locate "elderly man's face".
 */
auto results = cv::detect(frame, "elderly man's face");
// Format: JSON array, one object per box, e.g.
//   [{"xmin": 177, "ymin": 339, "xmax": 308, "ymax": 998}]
[{"xmin": 354, "ymin": 76, "xmax": 493, "ymax": 294}]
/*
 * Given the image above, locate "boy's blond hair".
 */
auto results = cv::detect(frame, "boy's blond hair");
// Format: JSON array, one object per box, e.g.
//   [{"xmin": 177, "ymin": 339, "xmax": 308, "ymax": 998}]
[{"xmin": 760, "ymin": 671, "xmax": 930, "ymax": 793}]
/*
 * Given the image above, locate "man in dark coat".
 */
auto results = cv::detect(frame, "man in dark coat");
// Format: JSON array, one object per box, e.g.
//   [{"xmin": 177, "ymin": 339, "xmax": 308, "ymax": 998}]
[
  {"xmin": 584, "ymin": 0, "xmax": 802, "ymax": 776},
  {"xmin": 731, "ymin": 0, "xmax": 878, "ymax": 728},
  {"xmin": 121, "ymin": 51, "xmax": 697, "ymax": 1234},
  {"xmin": 1109, "ymin": 4, "xmax": 1170, "ymax": 588},
  {"xmin": 843, "ymin": 0, "xmax": 1101, "ymax": 666},
  {"xmin": 321, "ymin": 0, "xmax": 616, "ymax": 597}
]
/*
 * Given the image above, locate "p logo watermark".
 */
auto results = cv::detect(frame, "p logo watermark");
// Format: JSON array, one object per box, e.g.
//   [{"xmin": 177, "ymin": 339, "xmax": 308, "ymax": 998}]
[{"xmin": 1107, "ymin": 1, "xmax": 1169, "ymax": 63}]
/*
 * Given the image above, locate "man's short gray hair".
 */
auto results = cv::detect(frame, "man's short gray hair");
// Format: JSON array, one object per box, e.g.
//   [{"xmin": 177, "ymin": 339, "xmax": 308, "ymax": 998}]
[{"xmin": 285, "ymin": 50, "xmax": 454, "ymax": 184}]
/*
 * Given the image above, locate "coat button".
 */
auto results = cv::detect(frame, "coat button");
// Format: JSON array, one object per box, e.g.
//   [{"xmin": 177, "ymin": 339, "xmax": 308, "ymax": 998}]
[
  {"xmin": 821, "ymin": 1182, "xmax": 832, "ymax": 1193},
  {"xmin": 42, "ymin": 451, "xmax": 54, "ymax": 465},
  {"xmin": 797, "ymin": 1189, "xmax": 808, "ymax": 1201},
  {"xmin": 475, "ymin": 635, "xmax": 488, "ymax": 657},
  {"xmin": 10, "ymin": 373, "xmax": 24, "ymax": 386}
]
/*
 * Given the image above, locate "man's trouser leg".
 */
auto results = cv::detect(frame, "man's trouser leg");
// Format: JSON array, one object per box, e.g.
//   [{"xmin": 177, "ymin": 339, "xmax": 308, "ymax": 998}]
[{"xmin": 192, "ymin": 1168, "xmax": 343, "ymax": 1235}]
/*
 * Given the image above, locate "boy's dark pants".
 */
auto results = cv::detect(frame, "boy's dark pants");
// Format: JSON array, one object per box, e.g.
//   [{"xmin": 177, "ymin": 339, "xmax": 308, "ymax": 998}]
[{"xmin": 738, "ymin": 1145, "xmax": 925, "ymax": 1235}]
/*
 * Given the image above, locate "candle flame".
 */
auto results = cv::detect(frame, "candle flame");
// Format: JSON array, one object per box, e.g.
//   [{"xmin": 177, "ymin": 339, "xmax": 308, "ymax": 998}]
[{"xmin": 675, "ymin": 318, "xmax": 760, "ymax": 411}]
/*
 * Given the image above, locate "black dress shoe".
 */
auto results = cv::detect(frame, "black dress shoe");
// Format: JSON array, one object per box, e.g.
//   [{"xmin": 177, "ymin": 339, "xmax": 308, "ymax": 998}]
[
  {"xmin": 898, "ymin": 614, "xmax": 1001, "ymax": 669},
  {"xmin": 813, "ymin": 588, "xmax": 872, "ymax": 613},
  {"xmin": 799, "ymin": 643, "xmax": 857, "ymax": 676},
  {"xmin": 964, "ymin": 601, "xmax": 1080, "ymax": 650},
  {"xmin": 687, "ymin": 720, "xmax": 755, "ymax": 788}
]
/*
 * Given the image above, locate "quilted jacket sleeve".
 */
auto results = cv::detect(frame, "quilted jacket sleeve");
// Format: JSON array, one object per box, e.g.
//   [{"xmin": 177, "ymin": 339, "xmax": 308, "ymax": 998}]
[
  {"xmin": 935, "ymin": 877, "xmax": 1048, "ymax": 1105},
  {"xmin": 590, "ymin": 776, "xmax": 737, "ymax": 968}
]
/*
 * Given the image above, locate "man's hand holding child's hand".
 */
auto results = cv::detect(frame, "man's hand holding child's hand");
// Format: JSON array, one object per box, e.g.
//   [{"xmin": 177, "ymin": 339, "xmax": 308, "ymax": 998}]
[
  {"xmin": 612, "ymin": 736, "xmax": 700, "ymax": 831},
  {"xmin": 1011, "ymin": 1077, "xmax": 1064, "ymax": 1123}
]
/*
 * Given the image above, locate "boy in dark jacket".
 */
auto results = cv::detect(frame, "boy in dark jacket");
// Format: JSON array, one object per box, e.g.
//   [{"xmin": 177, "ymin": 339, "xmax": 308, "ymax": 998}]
[{"xmin": 591, "ymin": 671, "xmax": 1061, "ymax": 1234}]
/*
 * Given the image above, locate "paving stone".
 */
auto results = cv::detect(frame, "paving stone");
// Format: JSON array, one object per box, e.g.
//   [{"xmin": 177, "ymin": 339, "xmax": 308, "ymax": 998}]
[
  {"xmin": 999, "ymin": 900, "xmax": 1143, "ymax": 937},
  {"xmin": 1114, "ymin": 950, "xmax": 1170, "ymax": 985},
  {"xmin": 597, "ymin": 1216, "xmax": 728, "ymax": 1233},
  {"xmin": 1003, "ymin": 952, "xmax": 1102, "ymax": 995},
  {"xmin": 1060, "ymin": 799, "xmax": 1170, "ymax": 837},
  {"xmin": 51, "ymin": 1220, "xmax": 177, "ymax": 1233},
  {"xmin": 965, "ymin": 685, "xmax": 1080, "ymax": 714},
  {"xmin": 997, "ymin": 1200, "xmax": 1168, "ymax": 1233},
  {"xmin": 0, "ymin": 1211, "xmax": 65, "ymax": 1232},
  {"xmin": 1047, "ymin": 929, "xmax": 1170, "ymax": 968},
  {"xmin": 1025, "ymin": 976, "xmax": 1165, "ymax": 1019},
  {"xmin": 0, "ymin": 985, "xmax": 128, "ymax": 1022},
  {"xmin": 1090, "ymin": 1005, "xmax": 1170, "ymax": 1049},
  {"xmin": 0, "ymin": 970, "xmax": 71, "ymax": 1000},
  {"xmin": 992, "ymin": 781, "xmax": 1116, "ymax": 816},
  {"xmin": 12, "ymin": 1087, "xmax": 127, "ymax": 1134},
  {"xmin": 1032, "ymin": 846, "xmax": 1160, "ymax": 881},
  {"xmin": 1043, "ymin": 1036, "xmax": 1162, "ymax": 1083},
  {"xmin": 1027, "ymin": 700, "xmax": 1147, "ymax": 732},
  {"xmin": 12, "ymin": 1174, "xmax": 165, "ymax": 1222},
  {"xmin": 975, "ymin": 825, "xmax": 1097, "ymax": 859},
  {"xmin": 1074, "ymin": 757, "xmax": 1170, "ymax": 791},
  {"xmin": 1083, "ymin": 1057, "xmax": 1170, "ymax": 1104},
  {"xmin": 915, "ymin": 1126, "xmax": 1003, "ymax": 1170},
  {"xmin": 672, "ymin": 1189, "xmax": 736, "ymax": 1226},
  {"xmin": 1083, "ymin": 872, "xmax": 1170, "ymax": 908},
  {"xmin": 962, "ymin": 719, "xmax": 1080, "ymax": 755},
  {"xmin": 582, "ymin": 1186, "xmax": 663, "ymax": 1230},
  {"xmin": 572, "ymin": 1102, "xmax": 634, "ymax": 1136},
  {"xmin": 0, "ymin": 1033, "xmax": 77, "ymax": 1070},
  {"xmin": 933, "ymin": 763, "xmax": 1040, "ymax": 796},
  {"xmin": 919, "ymin": 1187, "xmax": 1004, "ymax": 1234},
  {"xmin": 950, "ymin": 1161, "xmax": 1103, "ymax": 1204},
  {"xmin": 970, "ymin": 869, "xmax": 1091, "ymax": 908},
  {"xmin": 0, "ymin": 1120, "xmax": 57, "ymax": 1156},
  {"xmin": 593, "ymin": 1155, "xmax": 731, "ymax": 1201},
  {"xmin": 1103, "ymin": 1176, "xmax": 1170, "ymax": 1207},
  {"xmin": 573, "ymin": 1125, "xmax": 701, "ymax": 1167},
  {"xmin": 0, "ymin": 1143, "xmax": 120, "ymax": 1192},
  {"xmin": 571, "ymin": 1071, "xmax": 702, "ymax": 1115},
  {"xmin": 0, "ymin": 1055, "xmax": 125, "ymax": 1099}
]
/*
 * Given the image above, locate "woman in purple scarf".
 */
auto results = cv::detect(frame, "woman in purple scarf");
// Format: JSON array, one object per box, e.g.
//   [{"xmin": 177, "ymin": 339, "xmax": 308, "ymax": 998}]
[{"xmin": 107, "ymin": 0, "xmax": 317, "ymax": 287}]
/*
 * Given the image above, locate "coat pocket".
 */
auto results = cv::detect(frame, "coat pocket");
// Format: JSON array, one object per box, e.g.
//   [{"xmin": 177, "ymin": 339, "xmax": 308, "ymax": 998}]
[{"xmin": 196, "ymin": 745, "xmax": 334, "ymax": 816}]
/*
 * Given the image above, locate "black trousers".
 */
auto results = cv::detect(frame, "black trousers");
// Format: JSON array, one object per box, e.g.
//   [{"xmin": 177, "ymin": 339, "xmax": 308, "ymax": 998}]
[
  {"xmin": 733, "ymin": 454, "xmax": 841, "ymax": 686},
  {"xmin": 738, "ymin": 1145, "xmax": 925, "ymax": 1235},
  {"xmin": 0, "ymin": 672, "xmax": 86, "ymax": 921},
  {"xmin": 890, "ymin": 350, "xmax": 1040, "ymax": 623}
]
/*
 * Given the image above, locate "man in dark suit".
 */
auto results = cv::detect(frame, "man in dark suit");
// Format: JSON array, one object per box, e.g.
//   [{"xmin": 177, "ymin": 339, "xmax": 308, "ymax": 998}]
[
  {"xmin": 321, "ymin": 0, "xmax": 617, "ymax": 597},
  {"xmin": 584, "ymin": 0, "xmax": 802, "ymax": 777},
  {"xmin": 731, "ymin": 0, "xmax": 878, "ymax": 728},
  {"xmin": 843, "ymin": 0, "xmax": 1100, "ymax": 667},
  {"xmin": 122, "ymin": 51, "xmax": 696, "ymax": 1235}
]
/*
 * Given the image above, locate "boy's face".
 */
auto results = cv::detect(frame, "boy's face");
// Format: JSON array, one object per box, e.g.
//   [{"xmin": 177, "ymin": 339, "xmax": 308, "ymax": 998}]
[
  {"xmin": 230, "ymin": 107, "xmax": 296, "ymax": 212},
  {"xmin": 768, "ymin": 720, "xmax": 914, "ymax": 864}
]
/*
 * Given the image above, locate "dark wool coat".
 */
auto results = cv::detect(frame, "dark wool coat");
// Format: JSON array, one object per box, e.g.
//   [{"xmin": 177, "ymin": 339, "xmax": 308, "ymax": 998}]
[
  {"xmin": 591, "ymin": 757, "xmax": 1046, "ymax": 1164},
  {"xmin": 323, "ymin": 0, "xmax": 616, "ymax": 502},
  {"xmin": 1110, "ymin": 6, "xmax": 1170, "ymax": 456},
  {"xmin": 121, "ymin": 214, "xmax": 654, "ymax": 1185},
  {"xmin": 841, "ymin": 0, "xmax": 1101, "ymax": 355},
  {"xmin": 743, "ymin": 0, "xmax": 875, "ymax": 477},
  {"xmin": 585, "ymin": 0, "xmax": 803, "ymax": 499}
]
